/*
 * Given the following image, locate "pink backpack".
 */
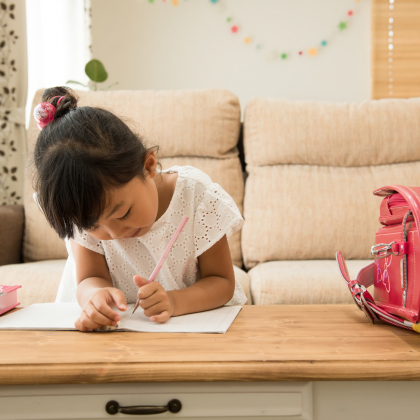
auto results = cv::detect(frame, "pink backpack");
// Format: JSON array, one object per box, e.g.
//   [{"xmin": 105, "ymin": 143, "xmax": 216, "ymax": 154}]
[{"xmin": 337, "ymin": 185, "xmax": 420, "ymax": 332}]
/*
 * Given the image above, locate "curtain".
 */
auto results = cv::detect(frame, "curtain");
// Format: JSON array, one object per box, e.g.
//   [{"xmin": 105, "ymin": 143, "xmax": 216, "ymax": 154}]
[
  {"xmin": 25, "ymin": 0, "xmax": 92, "ymax": 127},
  {"xmin": 0, "ymin": 0, "xmax": 92, "ymax": 206},
  {"xmin": 0, "ymin": 0, "xmax": 27, "ymax": 206}
]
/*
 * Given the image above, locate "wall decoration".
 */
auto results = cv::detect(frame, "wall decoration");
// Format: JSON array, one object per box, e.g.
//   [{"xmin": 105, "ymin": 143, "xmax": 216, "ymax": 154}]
[{"xmin": 147, "ymin": 0, "xmax": 364, "ymax": 62}]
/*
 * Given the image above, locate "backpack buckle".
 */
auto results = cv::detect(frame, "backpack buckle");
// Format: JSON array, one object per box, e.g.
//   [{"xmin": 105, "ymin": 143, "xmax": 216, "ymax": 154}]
[{"xmin": 371, "ymin": 241, "xmax": 399, "ymax": 259}]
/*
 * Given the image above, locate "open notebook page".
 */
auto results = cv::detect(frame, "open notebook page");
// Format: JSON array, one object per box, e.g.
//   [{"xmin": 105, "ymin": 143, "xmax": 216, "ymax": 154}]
[{"xmin": 0, "ymin": 303, "xmax": 241, "ymax": 333}]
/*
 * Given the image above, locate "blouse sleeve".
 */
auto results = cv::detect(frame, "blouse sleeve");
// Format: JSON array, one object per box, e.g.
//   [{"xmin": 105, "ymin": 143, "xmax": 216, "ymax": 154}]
[
  {"xmin": 193, "ymin": 182, "xmax": 244, "ymax": 258},
  {"xmin": 70, "ymin": 230, "xmax": 105, "ymax": 256}
]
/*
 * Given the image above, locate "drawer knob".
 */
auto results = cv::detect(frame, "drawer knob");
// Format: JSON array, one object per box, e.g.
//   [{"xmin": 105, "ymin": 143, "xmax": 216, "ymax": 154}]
[{"xmin": 105, "ymin": 399, "xmax": 182, "ymax": 415}]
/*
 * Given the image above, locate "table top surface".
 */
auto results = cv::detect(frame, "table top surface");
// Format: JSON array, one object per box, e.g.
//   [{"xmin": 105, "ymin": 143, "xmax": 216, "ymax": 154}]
[{"xmin": 2, "ymin": 304, "xmax": 420, "ymax": 385}]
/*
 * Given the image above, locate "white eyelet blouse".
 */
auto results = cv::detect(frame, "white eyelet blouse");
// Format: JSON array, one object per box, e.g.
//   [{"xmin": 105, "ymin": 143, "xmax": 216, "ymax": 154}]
[{"xmin": 53, "ymin": 166, "xmax": 247, "ymax": 305}]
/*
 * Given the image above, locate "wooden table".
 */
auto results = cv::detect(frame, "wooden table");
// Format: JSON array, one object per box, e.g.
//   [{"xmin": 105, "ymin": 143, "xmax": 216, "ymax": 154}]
[{"xmin": 1, "ymin": 305, "xmax": 420, "ymax": 420}]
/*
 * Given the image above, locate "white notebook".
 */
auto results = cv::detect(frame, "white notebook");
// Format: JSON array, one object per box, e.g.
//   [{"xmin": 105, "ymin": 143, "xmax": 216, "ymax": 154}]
[{"xmin": 0, "ymin": 303, "xmax": 242, "ymax": 334}]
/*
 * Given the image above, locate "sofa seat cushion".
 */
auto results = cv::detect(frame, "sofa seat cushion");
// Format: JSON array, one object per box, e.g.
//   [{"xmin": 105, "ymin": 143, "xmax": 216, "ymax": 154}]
[
  {"xmin": 0, "ymin": 259, "xmax": 65, "ymax": 307},
  {"xmin": 0, "ymin": 259, "xmax": 252, "ymax": 307},
  {"xmin": 249, "ymin": 259, "xmax": 371, "ymax": 305},
  {"xmin": 242, "ymin": 163, "xmax": 420, "ymax": 268}
]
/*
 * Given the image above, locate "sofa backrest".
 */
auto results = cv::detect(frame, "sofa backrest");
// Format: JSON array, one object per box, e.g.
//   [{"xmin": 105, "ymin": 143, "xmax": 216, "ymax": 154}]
[
  {"xmin": 242, "ymin": 97, "xmax": 420, "ymax": 269},
  {"xmin": 25, "ymin": 89, "xmax": 244, "ymax": 266}
]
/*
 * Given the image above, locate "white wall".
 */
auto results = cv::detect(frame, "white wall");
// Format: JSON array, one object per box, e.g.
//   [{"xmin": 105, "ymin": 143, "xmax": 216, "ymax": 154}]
[{"xmin": 93, "ymin": 0, "xmax": 372, "ymax": 116}]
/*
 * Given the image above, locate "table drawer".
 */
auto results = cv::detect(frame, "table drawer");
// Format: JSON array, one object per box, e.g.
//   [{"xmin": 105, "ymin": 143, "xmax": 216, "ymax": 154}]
[{"xmin": 0, "ymin": 382, "xmax": 312, "ymax": 420}]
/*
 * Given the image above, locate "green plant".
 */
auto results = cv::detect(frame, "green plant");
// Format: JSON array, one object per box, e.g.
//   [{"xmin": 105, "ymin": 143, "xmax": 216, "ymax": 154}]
[{"xmin": 67, "ymin": 59, "xmax": 118, "ymax": 91}]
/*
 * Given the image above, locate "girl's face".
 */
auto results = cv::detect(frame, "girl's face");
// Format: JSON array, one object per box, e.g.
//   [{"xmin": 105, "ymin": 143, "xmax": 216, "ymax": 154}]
[{"xmin": 86, "ymin": 154, "xmax": 159, "ymax": 240}]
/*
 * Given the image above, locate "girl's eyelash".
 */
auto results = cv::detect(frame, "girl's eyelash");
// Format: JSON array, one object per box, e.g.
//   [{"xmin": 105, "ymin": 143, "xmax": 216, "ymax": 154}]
[
  {"xmin": 118, "ymin": 208, "xmax": 131, "ymax": 221},
  {"xmin": 88, "ymin": 208, "xmax": 130, "ymax": 231}
]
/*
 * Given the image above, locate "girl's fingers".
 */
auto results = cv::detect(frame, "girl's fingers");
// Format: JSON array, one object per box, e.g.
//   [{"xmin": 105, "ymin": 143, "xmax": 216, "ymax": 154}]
[
  {"xmin": 87, "ymin": 301, "xmax": 118, "ymax": 326},
  {"xmin": 77, "ymin": 311, "xmax": 103, "ymax": 331},
  {"xmin": 150, "ymin": 311, "xmax": 170, "ymax": 323},
  {"xmin": 107, "ymin": 288, "xmax": 127, "ymax": 312},
  {"xmin": 133, "ymin": 274, "xmax": 149, "ymax": 288},
  {"xmin": 90, "ymin": 295, "xmax": 121, "ymax": 322},
  {"xmin": 138, "ymin": 283, "xmax": 159, "ymax": 300},
  {"xmin": 139, "ymin": 292, "xmax": 162, "ymax": 310},
  {"xmin": 74, "ymin": 318, "xmax": 92, "ymax": 332},
  {"xmin": 143, "ymin": 302, "xmax": 167, "ymax": 318}
]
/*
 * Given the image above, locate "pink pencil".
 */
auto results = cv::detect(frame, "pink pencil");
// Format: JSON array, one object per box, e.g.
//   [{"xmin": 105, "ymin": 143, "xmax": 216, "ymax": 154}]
[{"xmin": 132, "ymin": 216, "xmax": 189, "ymax": 314}]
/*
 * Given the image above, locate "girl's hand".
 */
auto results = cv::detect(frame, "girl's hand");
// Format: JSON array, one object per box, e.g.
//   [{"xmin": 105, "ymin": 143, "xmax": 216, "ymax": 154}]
[
  {"xmin": 75, "ymin": 287, "xmax": 127, "ymax": 332},
  {"xmin": 133, "ymin": 275, "xmax": 175, "ymax": 322}
]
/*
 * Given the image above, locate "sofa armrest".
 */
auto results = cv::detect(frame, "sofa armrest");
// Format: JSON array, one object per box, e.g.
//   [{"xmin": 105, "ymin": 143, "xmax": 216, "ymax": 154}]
[{"xmin": 0, "ymin": 204, "xmax": 24, "ymax": 266}]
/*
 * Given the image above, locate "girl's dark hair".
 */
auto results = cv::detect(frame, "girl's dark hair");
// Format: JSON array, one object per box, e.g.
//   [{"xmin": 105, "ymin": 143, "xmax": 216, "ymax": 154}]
[{"xmin": 33, "ymin": 86, "xmax": 158, "ymax": 239}]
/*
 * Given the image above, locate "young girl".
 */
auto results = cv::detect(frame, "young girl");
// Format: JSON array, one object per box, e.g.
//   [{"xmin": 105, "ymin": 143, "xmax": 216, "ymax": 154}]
[{"xmin": 32, "ymin": 87, "xmax": 247, "ymax": 332}]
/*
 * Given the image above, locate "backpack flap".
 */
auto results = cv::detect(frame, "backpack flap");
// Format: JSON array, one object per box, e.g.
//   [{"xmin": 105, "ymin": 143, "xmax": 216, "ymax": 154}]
[{"xmin": 378, "ymin": 193, "xmax": 414, "ymax": 226}]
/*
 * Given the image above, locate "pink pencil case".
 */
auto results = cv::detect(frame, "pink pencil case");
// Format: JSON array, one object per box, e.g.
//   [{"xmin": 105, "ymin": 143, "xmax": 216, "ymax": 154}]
[{"xmin": 0, "ymin": 285, "xmax": 21, "ymax": 315}]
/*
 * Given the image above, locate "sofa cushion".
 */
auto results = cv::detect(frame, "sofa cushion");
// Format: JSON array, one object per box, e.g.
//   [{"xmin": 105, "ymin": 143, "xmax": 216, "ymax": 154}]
[
  {"xmin": 0, "ymin": 259, "xmax": 65, "ymax": 306},
  {"xmin": 0, "ymin": 260, "xmax": 251, "ymax": 307},
  {"xmin": 249, "ymin": 259, "xmax": 370, "ymax": 305},
  {"xmin": 233, "ymin": 265, "xmax": 252, "ymax": 305},
  {"xmin": 25, "ymin": 89, "xmax": 243, "ymax": 266},
  {"xmin": 244, "ymin": 97, "xmax": 420, "ymax": 167},
  {"xmin": 242, "ymin": 97, "xmax": 420, "ymax": 269}
]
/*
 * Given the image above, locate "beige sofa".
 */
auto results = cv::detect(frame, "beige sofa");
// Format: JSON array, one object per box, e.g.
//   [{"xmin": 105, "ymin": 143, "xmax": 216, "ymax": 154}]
[{"xmin": 1, "ymin": 89, "xmax": 420, "ymax": 307}]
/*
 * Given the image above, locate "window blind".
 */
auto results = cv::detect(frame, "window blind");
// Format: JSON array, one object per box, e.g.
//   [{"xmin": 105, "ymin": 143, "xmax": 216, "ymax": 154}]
[{"xmin": 372, "ymin": 0, "xmax": 420, "ymax": 99}]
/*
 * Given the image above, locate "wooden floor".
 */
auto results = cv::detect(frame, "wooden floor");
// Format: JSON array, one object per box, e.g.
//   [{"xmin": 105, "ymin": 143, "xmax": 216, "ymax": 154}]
[{"xmin": 1, "ymin": 305, "xmax": 420, "ymax": 385}]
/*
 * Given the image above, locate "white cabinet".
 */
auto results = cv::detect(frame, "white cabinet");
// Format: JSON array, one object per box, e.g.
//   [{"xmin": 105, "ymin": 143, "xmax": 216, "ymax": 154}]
[{"xmin": 0, "ymin": 382, "xmax": 313, "ymax": 420}]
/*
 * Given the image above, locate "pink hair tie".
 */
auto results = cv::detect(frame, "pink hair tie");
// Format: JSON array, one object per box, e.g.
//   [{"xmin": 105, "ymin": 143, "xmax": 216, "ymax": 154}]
[{"xmin": 33, "ymin": 95, "xmax": 65, "ymax": 130}]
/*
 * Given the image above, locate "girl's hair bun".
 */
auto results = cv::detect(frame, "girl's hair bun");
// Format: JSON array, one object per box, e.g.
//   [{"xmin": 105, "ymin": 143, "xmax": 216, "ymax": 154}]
[{"xmin": 41, "ymin": 86, "xmax": 78, "ymax": 120}]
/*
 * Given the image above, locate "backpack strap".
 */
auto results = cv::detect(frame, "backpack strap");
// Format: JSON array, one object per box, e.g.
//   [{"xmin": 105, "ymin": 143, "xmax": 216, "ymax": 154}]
[{"xmin": 336, "ymin": 252, "xmax": 416, "ymax": 330}]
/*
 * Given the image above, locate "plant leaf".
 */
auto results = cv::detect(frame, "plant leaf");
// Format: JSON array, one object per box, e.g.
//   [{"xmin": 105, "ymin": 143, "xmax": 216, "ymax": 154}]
[
  {"xmin": 66, "ymin": 80, "xmax": 88, "ymax": 88},
  {"xmin": 85, "ymin": 59, "xmax": 108, "ymax": 83}
]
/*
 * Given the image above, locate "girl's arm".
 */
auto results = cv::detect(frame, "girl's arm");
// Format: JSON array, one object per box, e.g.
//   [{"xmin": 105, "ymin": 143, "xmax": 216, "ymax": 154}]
[
  {"xmin": 71, "ymin": 240, "xmax": 113, "ymax": 305},
  {"xmin": 71, "ymin": 241, "xmax": 127, "ymax": 331},
  {"xmin": 169, "ymin": 234, "xmax": 236, "ymax": 315}
]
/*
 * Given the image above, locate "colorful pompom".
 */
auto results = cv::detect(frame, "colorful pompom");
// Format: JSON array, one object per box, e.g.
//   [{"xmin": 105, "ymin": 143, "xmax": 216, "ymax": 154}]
[{"xmin": 33, "ymin": 102, "xmax": 56, "ymax": 130}]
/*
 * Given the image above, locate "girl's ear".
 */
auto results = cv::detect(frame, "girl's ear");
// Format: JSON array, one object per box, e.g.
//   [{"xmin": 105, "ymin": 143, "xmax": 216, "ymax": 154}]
[{"xmin": 144, "ymin": 151, "xmax": 157, "ymax": 178}]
